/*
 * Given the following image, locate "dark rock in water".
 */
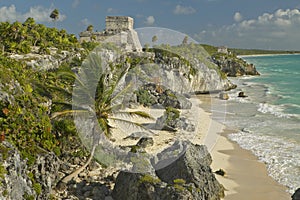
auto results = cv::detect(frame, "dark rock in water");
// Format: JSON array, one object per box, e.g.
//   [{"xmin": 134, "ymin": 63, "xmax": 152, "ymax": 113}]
[
  {"xmin": 238, "ymin": 91, "xmax": 247, "ymax": 98},
  {"xmin": 112, "ymin": 142, "xmax": 224, "ymax": 200},
  {"xmin": 136, "ymin": 137, "xmax": 154, "ymax": 148},
  {"xmin": 219, "ymin": 92, "xmax": 229, "ymax": 100},
  {"xmin": 292, "ymin": 188, "xmax": 300, "ymax": 200},
  {"xmin": 215, "ymin": 169, "xmax": 226, "ymax": 176}
]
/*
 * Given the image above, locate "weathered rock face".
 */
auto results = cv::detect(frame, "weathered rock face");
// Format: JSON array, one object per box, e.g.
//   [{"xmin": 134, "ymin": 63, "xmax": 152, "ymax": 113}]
[
  {"xmin": 292, "ymin": 188, "xmax": 300, "ymax": 200},
  {"xmin": 155, "ymin": 143, "xmax": 224, "ymax": 200},
  {"xmin": 134, "ymin": 83, "xmax": 192, "ymax": 109},
  {"xmin": 151, "ymin": 52, "xmax": 236, "ymax": 94},
  {"xmin": 155, "ymin": 114, "xmax": 195, "ymax": 132},
  {"xmin": 212, "ymin": 55, "xmax": 260, "ymax": 77},
  {"xmin": 0, "ymin": 141, "xmax": 61, "ymax": 200},
  {"xmin": 0, "ymin": 142, "xmax": 35, "ymax": 200},
  {"xmin": 112, "ymin": 142, "xmax": 224, "ymax": 200},
  {"xmin": 8, "ymin": 48, "xmax": 81, "ymax": 71}
]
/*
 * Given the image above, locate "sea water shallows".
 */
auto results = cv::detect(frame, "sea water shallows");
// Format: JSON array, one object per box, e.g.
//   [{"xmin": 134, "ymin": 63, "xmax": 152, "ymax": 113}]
[{"xmin": 212, "ymin": 54, "xmax": 300, "ymax": 194}]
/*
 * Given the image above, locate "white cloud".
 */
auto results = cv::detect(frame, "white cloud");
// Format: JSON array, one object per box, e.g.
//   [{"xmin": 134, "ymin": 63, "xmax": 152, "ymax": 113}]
[
  {"xmin": 0, "ymin": 4, "xmax": 66, "ymax": 23},
  {"xmin": 173, "ymin": 5, "xmax": 196, "ymax": 15},
  {"xmin": 145, "ymin": 16, "xmax": 155, "ymax": 25},
  {"xmin": 234, "ymin": 12, "xmax": 243, "ymax": 22},
  {"xmin": 195, "ymin": 8, "xmax": 300, "ymax": 50},
  {"xmin": 72, "ymin": 0, "xmax": 80, "ymax": 8},
  {"xmin": 80, "ymin": 18, "xmax": 91, "ymax": 27},
  {"xmin": 107, "ymin": 8, "xmax": 118, "ymax": 14}
]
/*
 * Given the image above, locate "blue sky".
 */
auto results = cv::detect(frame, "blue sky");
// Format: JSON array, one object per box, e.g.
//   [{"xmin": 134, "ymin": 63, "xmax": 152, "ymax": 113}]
[{"xmin": 1, "ymin": 0, "xmax": 300, "ymax": 50}]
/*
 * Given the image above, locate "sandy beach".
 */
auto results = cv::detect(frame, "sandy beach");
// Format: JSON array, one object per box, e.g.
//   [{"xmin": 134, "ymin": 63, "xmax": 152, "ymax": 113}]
[
  {"xmin": 210, "ymin": 129, "xmax": 291, "ymax": 200},
  {"xmin": 111, "ymin": 96, "xmax": 291, "ymax": 199}
]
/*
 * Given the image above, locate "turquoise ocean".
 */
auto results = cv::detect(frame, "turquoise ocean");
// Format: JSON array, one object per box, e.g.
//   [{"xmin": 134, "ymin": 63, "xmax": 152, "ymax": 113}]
[{"xmin": 212, "ymin": 54, "xmax": 300, "ymax": 193}]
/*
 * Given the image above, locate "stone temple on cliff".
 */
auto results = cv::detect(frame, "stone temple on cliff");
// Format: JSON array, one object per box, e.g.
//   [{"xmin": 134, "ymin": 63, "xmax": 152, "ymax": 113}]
[{"xmin": 79, "ymin": 16, "xmax": 142, "ymax": 52}]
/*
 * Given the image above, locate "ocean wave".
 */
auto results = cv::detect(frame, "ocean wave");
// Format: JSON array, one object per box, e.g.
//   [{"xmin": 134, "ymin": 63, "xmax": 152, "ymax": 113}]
[
  {"xmin": 257, "ymin": 103, "xmax": 299, "ymax": 119},
  {"xmin": 229, "ymin": 131, "xmax": 300, "ymax": 194}
]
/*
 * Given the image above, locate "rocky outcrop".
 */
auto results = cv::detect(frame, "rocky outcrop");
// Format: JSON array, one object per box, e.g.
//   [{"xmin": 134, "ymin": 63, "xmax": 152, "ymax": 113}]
[
  {"xmin": 292, "ymin": 188, "xmax": 300, "ymax": 200},
  {"xmin": 212, "ymin": 54, "xmax": 260, "ymax": 77},
  {"xmin": 112, "ymin": 142, "xmax": 224, "ymax": 200},
  {"xmin": 150, "ymin": 51, "xmax": 236, "ymax": 94},
  {"xmin": 155, "ymin": 142, "xmax": 224, "ymax": 200},
  {"xmin": 134, "ymin": 83, "xmax": 192, "ymax": 109},
  {"xmin": 155, "ymin": 113, "xmax": 195, "ymax": 132},
  {"xmin": 0, "ymin": 141, "xmax": 61, "ymax": 200},
  {"xmin": 8, "ymin": 47, "xmax": 81, "ymax": 71},
  {"xmin": 0, "ymin": 142, "xmax": 36, "ymax": 200}
]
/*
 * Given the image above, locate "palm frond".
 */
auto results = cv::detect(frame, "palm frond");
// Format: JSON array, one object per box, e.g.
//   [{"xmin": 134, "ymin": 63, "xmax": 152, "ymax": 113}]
[
  {"xmin": 51, "ymin": 109, "xmax": 88, "ymax": 119},
  {"xmin": 98, "ymin": 117, "xmax": 113, "ymax": 138},
  {"xmin": 117, "ymin": 111, "xmax": 154, "ymax": 120},
  {"xmin": 109, "ymin": 117, "xmax": 155, "ymax": 135}
]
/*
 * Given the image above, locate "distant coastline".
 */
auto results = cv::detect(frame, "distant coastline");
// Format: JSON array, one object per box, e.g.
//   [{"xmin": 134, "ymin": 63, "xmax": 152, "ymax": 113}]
[{"xmin": 238, "ymin": 53, "xmax": 300, "ymax": 58}]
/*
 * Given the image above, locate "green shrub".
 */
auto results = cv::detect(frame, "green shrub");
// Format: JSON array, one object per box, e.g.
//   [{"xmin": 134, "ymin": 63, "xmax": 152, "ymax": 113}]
[
  {"xmin": 139, "ymin": 174, "xmax": 161, "ymax": 184},
  {"xmin": 165, "ymin": 106, "xmax": 180, "ymax": 123},
  {"xmin": 135, "ymin": 89, "xmax": 156, "ymax": 107},
  {"xmin": 33, "ymin": 183, "xmax": 42, "ymax": 195},
  {"xmin": 173, "ymin": 178, "xmax": 186, "ymax": 184}
]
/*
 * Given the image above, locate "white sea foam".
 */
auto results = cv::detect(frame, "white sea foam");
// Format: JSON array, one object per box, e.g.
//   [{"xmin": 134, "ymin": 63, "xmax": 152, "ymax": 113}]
[
  {"xmin": 257, "ymin": 103, "xmax": 298, "ymax": 119},
  {"xmin": 229, "ymin": 131, "xmax": 300, "ymax": 194}
]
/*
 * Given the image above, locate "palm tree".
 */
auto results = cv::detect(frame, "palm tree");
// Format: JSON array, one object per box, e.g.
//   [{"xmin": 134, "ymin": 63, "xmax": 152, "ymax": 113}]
[
  {"xmin": 86, "ymin": 25, "xmax": 94, "ymax": 32},
  {"xmin": 51, "ymin": 45, "xmax": 153, "ymax": 185},
  {"xmin": 152, "ymin": 35, "xmax": 158, "ymax": 44},
  {"xmin": 50, "ymin": 9, "xmax": 59, "ymax": 21},
  {"xmin": 50, "ymin": 9, "xmax": 60, "ymax": 27}
]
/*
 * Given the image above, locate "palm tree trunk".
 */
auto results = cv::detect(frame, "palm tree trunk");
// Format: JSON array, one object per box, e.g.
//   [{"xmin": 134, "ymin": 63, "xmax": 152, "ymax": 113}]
[{"xmin": 60, "ymin": 143, "xmax": 97, "ymax": 184}]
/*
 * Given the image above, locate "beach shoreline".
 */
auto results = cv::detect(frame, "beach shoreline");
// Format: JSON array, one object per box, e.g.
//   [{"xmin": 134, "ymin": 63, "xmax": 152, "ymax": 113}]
[
  {"xmin": 210, "ymin": 128, "xmax": 291, "ymax": 200},
  {"xmin": 237, "ymin": 53, "xmax": 300, "ymax": 58},
  {"xmin": 111, "ymin": 94, "xmax": 291, "ymax": 199},
  {"xmin": 195, "ymin": 94, "xmax": 292, "ymax": 199}
]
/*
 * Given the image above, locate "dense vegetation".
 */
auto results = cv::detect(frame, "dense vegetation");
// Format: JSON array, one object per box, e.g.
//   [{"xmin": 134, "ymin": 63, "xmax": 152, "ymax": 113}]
[
  {"xmin": 0, "ymin": 19, "xmax": 92, "ymax": 170},
  {"xmin": 0, "ymin": 17, "xmax": 79, "ymax": 54}
]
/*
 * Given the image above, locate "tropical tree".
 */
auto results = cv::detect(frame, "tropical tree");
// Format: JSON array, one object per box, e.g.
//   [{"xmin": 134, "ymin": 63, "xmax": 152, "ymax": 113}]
[
  {"xmin": 152, "ymin": 35, "xmax": 158, "ymax": 43},
  {"xmin": 50, "ymin": 9, "xmax": 60, "ymax": 21},
  {"xmin": 86, "ymin": 25, "xmax": 94, "ymax": 32},
  {"xmin": 182, "ymin": 36, "xmax": 189, "ymax": 46},
  {"xmin": 51, "ymin": 46, "xmax": 153, "ymax": 185}
]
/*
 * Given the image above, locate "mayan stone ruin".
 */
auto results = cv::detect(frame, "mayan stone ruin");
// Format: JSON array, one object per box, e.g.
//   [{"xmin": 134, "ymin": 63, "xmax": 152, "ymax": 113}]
[{"xmin": 79, "ymin": 16, "xmax": 142, "ymax": 52}]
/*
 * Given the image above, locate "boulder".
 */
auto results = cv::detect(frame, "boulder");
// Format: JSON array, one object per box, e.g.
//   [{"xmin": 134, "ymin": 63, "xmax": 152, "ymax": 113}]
[
  {"xmin": 112, "ymin": 172, "xmax": 194, "ymax": 200},
  {"xmin": 238, "ymin": 91, "xmax": 247, "ymax": 98},
  {"xmin": 155, "ymin": 115, "xmax": 195, "ymax": 132},
  {"xmin": 219, "ymin": 92, "xmax": 229, "ymax": 100},
  {"xmin": 292, "ymin": 188, "xmax": 300, "ymax": 200},
  {"xmin": 135, "ymin": 83, "xmax": 192, "ymax": 109},
  {"xmin": 112, "ymin": 142, "xmax": 224, "ymax": 200},
  {"xmin": 123, "ymin": 132, "xmax": 153, "ymax": 140},
  {"xmin": 155, "ymin": 142, "xmax": 224, "ymax": 200},
  {"xmin": 136, "ymin": 137, "xmax": 154, "ymax": 148}
]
